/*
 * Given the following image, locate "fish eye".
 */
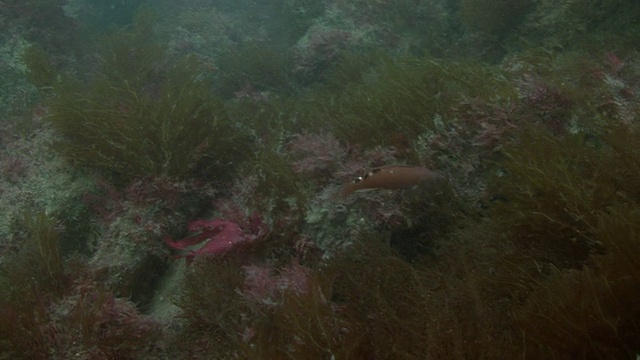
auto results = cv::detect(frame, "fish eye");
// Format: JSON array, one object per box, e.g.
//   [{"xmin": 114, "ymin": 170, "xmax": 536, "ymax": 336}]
[{"xmin": 353, "ymin": 176, "xmax": 364, "ymax": 183}]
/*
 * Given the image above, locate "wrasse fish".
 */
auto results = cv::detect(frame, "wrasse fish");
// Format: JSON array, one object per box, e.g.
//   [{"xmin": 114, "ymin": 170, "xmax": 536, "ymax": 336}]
[{"xmin": 342, "ymin": 165, "xmax": 443, "ymax": 197}]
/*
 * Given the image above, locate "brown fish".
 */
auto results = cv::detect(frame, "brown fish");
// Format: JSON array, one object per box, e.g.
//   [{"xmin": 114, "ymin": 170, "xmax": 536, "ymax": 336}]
[{"xmin": 342, "ymin": 165, "xmax": 443, "ymax": 197}]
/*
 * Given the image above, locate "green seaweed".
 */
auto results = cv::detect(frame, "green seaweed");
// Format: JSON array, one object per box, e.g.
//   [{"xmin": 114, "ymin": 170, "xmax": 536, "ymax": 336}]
[
  {"xmin": 458, "ymin": 0, "xmax": 533, "ymax": 37},
  {"xmin": 0, "ymin": 212, "xmax": 64, "ymax": 358},
  {"xmin": 44, "ymin": 12, "xmax": 251, "ymax": 185},
  {"xmin": 244, "ymin": 276, "xmax": 343, "ymax": 359},
  {"xmin": 0, "ymin": 210, "xmax": 162, "ymax": 358},
  {"xmin": 214, "ymin": 42, "xmax": 295, "ymax": 98},
  {"xmin": 22, "ymin": 44, "xmax": 57, "ymax": 90},
  {"xmin": 1, "ymin": 0, "xmax": 79, "ymax": 50},
  {"xmin": 97, "ymin": 10, "xmax": 164, "ymax": 87},
  {"xmin": 20, "ymin": 212, "xmax": 64, "ymax": 286},
  {"xmin": 519, "ymin": 0, "xmax": 640, "ymax": 50},
  {"xmin": 173, "ymin": 237, "xmax": 520, "ymax": 358},
  {"xmin": 493, "ymin": 119, "xmax": 640, "ymax": 265},
  {"xmin": 492, "ymin": 128, "xmax": 607, "ymax": 267},
  {"xmin": 514, "ymin": 203, "xmax": 640, "ymax": 358},
  {"xmin": 310, "ymin": 55, "xmax": 517, "ymax": 149},
  {"xmin": 173, "ymin": 256, "xmax": 253, "ymax": 357},
  {"xmin": 241, "ymin": 144, "xmax": 308, "ymax": 219},
  {"xmin": 262, "ymin": 0, "xmax": 326, "ymax": 46}
]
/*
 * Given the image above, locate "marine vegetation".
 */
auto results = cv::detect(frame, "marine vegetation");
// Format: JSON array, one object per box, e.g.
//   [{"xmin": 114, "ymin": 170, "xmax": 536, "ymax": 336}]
[
  {"xmin": 519, "ymin": 0, "xmax": 640, "ymax": 50},
  {"xmin": 306, "ymin": 55, "xmax": 517, "ymax": 149},
  {"xmin": 492, "ymin": 123, "xmax": 639, "ymax": 267},
  {"xmin": 489, "ymin": 121, "xmax": 640, "ymax": 357},
  {"xmin": 0, "ymin": 0, "xmax": 78, "ymax": 49},
  {"xmin": 0, "ymin": 212, "xmax": 161, "ymax": 359},
  {"xmin": 22, "ymin": 44, "xmax": 56, "ymax": 90},
  {"xmin": 214, "ymin": 42, "xmax": 295, "ymax": 98},
  {"xmin": 34, "ymin": 12, "xmax": 252, "ymax": 186},
  {"xmin": 171, "ymin": 241, "xmax": 434, "ymax": 358},
  {"xmin": 2, "ymin": 0, "xmax": 640, "ymax": 358},
  {"xmin": 514, "ymin": 203, "xmax": 640, "ymax": 358},
  {"xmin": 458, "ymin": 0, "xmax": 533, "ymax": 37}
]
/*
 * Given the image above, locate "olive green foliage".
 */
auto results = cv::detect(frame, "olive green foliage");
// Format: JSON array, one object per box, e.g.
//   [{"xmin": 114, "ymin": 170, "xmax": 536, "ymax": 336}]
[
  {"xmin": 22, "ymin": 44, "xmax": 56, "ymax": 89},
  {"xmin": 1, "ymin": 0, "xmax": 77, "ymax": 47},
  {"xmin": 316, "ymin": 50, "xmax": 379, "ymax": 91},
  {"xmin": 0, "ymin": 210, "xmax": 161, "ymax": 358},
  {"xmin": 0, "ymin": 122, "xmax": 97, "ymax": 256},
  {"xmin": 521, "ymin": 0, "xmax": 640, "ymax": 50},
  {"xmin": 603, "ymin": 125, "xmax": 640, "ymax": 201},
  {"xmin": 173, "ymin": 122, "xmax": 640, "ymax": 355},
  {"xmin": 226, "ymin": 92, "xmax": 315, "ymax": 207},
  {"xmin": 45, "ymin": 13, "xmax": 249, "ymax": 185},
  {"xmin": 242, "ymin": 147, "xmax": 308, "ymax": 216},
  {"xmin": 97, "ymin": 11, "xmax": 164, "ymax": 85},
  {"xmin": 174, "ymin": 242, "xmax": 468, "ymax": 358},
  {"xmin": 215, "ymin": 42, "xmax": 295, "ymax": 98},
  {"xmin": 491, "ymin": 122, "xmax": 640, "ymax": 355},
  {"xmin": 21, "ymin": 212, "xmax": 64, "ymax": 284},
  {"xmin": 0, "ymin": 270, "xmax": 54, "ymax": 359},
  {"xmin": 452, "ymin": 0, "xmax": 534, "ymax": 60},
  {"xmin": 388, "ymin": 183, "xmax": 460, "ymax": 261},
  {"xmin": 0, "ymin": 212, "xmax": 63, "ymax": 357},
  {"xmin": 493, "ymin": 124, "xmax": 640, "ymax": 267},
  {"xmin": 505, "ymin": 49, "xmax": 632, "ymax": 131},
  {"xmin": 244, "ymin": 275, "xmax": 342, "ymax": 359},
  {"xmin": 458, "ymin": 0, "xmax": 533, "ymax": 36},
  {"xmin": 4, "ymin": 212, "xmax": 65, "ymax": 292},
  {"xmin": 493, "ymin": 129, "xmax": 605, "ymax": 265},
  {"xmin": 404, "ymin": 115, "xmax": 640, "ymax": 358},
  {"xmin": 226, "ymin": 95, "xmax": 300, "ymax": 139},
  {"xmin": 515, "ymin": 203, "xmax": 640, "ymax": 358},
  {"xmin": 262, "ymin": 0, "xmax": 326, "ymax": 45},
  {"xmin": 311, "ymin": 55, "xmax": 516, "ymax": 148},
  {"xmin": 173, "ymin": 257, "xmax": 253, "ymax": 357},
  {"xmin": 321, "ymin": 243, "xmax": 434, "ymax": 358},
  {"xmin": 225, "ymin": 98, "xmax": 310, "ymax": 218}
]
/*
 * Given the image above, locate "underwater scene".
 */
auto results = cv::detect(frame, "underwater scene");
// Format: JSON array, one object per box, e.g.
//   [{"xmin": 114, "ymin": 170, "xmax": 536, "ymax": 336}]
[{"xmin": 1, "ymin": 0, "xmax": 639, "ymax": 358}]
